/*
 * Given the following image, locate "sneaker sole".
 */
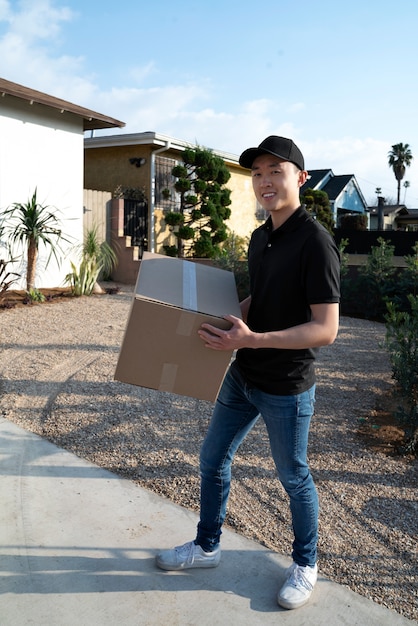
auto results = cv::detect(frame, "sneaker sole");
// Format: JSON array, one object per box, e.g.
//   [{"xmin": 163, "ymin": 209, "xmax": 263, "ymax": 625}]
[
  {"xmin": 277, "ymin": 593, "xmax": 312, "ymax": 610},
  {"xmin": 156, "ymin": 556, "xmax": 220, "ymax": 571},
  {"xmin": 156, "ymin": 559, "xmax": 219, "ymax": 572}
]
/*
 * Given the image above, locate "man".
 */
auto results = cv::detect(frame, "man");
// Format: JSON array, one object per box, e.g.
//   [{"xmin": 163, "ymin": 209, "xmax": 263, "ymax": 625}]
[{"xmin": 156, "ymin": 136, "xmax": 340, "ymax": 610}]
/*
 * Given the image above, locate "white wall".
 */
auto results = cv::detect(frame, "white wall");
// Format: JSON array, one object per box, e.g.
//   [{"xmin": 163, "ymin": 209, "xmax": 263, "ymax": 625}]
[{"xmin": 0, "ymin": 97, "xmax": 84, "ymax": 289}]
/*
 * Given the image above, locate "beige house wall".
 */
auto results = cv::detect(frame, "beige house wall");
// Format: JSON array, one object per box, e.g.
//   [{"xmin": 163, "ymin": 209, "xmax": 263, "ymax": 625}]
[
  {"xmin": 84, "ymin": 145, "xmax": 153, "ymax": 197},
  {"xmin": 225, "ymin": 166, "xmax": 259, "ymax": 242},
  {"xmin": 154, "ymin": 208, "xmax": 170, "ymax": 253}
]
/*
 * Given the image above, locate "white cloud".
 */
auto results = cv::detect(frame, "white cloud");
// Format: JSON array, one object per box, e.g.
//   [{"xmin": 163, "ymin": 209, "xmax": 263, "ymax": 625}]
[
  {"xmin": 0, "ymin": 0, "xmax": 86, "ymax": 94},
  {"xmin": 128, "ymin": 62, "xmax": 158, "ymax": 85},
  {"xmin": 305, "ymin": 136, "xmax": 386, "ymax": 174},
  {"xmin": 0, "ymin": 0, "xmax": 12, "ymax": 21},
  {"xmin": 288, "ymin": 102, "xmax": 305, "ymax": 113},
  {"xmin": 1, "ymin": 0, "xmax": 73, "ymax": 41}
]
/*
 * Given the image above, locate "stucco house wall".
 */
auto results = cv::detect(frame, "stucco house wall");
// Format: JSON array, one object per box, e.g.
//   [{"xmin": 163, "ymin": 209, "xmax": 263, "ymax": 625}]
[
  {"xmin": 224, "ymin": 165, "xmax": 259, "ymax": 242},
  {"xmin": 0, "ymin": 77, "xmax": 124, "ymax": 290},
  {"xmin": 84, "ymin": 144, "xmax": 153, "ymax": 198}
]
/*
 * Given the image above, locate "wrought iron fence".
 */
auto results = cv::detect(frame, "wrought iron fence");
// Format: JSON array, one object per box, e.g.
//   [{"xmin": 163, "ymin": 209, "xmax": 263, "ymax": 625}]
[{"xmin": 124, "ymin": 198, "xmax": 148, "ymax": 256}]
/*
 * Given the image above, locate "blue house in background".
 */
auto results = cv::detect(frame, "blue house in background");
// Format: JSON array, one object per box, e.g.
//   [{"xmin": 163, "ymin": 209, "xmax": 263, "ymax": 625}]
[{"xmin": 300, "ymin": 169, "xmax": 368, "ymax": 227}]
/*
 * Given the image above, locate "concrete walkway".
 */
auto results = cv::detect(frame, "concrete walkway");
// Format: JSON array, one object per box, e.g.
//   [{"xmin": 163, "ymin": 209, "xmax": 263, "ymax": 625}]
[{"xmin": 0, "ymin": 417, "xmax": 414, "ymax": 626}]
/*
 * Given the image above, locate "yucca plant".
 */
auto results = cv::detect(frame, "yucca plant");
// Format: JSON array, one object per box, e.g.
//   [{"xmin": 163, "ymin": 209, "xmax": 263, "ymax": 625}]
[
  {"xmin": 82, "ymin": 225, "xmax": 117, "ymax": 279},
  {"xmin": 1, "ymin": 188, "xmax": 71, "ymax": 291},
  {"xmin": 65, "ymin": 225, "xmax": 117, "ymax": 296},
  {"xmin": 0, "ymin": 258, "xmax": 20, "ymax": 301},
  {"xmin": 65, "ymin": 258, "xmax": 100, "ymax": 296}
]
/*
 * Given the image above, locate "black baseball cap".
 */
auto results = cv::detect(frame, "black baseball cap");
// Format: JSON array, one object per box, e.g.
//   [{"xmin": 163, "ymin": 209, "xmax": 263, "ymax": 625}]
[{"xmin": 239, "ymin": 135, "xmax": 305, "ymax": 171}]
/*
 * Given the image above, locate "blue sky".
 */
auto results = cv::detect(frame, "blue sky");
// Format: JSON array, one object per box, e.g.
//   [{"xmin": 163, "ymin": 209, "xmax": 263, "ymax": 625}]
[{"xmin": 1, "ymin": 0, "xmax": 418, "ymax": 205}]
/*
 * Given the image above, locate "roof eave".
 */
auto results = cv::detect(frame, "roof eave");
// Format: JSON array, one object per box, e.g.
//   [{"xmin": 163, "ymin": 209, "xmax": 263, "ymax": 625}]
[
  {"xmin": 82, "ymin": 117, "xmax": 125, "ymax": 131},
  {"xmin": 0, "ymin": 77, "xmax": 125, "ymax": 131},
  {"xmin": 84, "ymin": 131, "xmax": 240, "ymax": 164}
]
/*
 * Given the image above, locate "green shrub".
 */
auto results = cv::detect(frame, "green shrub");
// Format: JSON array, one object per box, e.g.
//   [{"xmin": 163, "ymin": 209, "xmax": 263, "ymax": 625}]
[
  {"xmin": 26, "ymin": 287, "xmax": 46, "ymax": 303},
  {"xmin": 164, "ymin": 212, "xmax": 185, "ymax": 227},
  {"xmin": 391, "ymin": 241, "xmax": 418, "ymax": 312},
  {"xmin": 213, "ymin": 232, "xmax": 249, "ymax": 301},
  {"xmin": 162, "ymin": 244, "xmax": 178, "ymax": 257},
  {"xmin": 384, "ymin": 295, "xmax": 418, "ymax": 455},
  {"xmin": 338, "ymin": 237, "xmax": 350, "ymax": 278},
  {"xmin": 341, "ymin": 237, "xmax": 398, "ymax": 320},
  {"xmin": 339, "ymin": 214, "xmax": 368, "ymax": 230},
  {"xmin": 301, "ymin": 188, "xmax": 334, "ymax": 233}
]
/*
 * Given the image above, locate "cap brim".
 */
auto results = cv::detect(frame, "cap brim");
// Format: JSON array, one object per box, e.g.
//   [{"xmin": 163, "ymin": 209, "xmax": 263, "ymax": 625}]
[{"xmin": 239, "ymin": 147, "xmax": 292, "ymax": 169}]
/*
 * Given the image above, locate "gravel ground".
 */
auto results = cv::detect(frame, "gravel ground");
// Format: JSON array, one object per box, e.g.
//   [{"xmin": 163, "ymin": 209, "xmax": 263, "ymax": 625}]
[{"xmin": 0, "ymin": 286, "xmax": 417, "ymax": 621}]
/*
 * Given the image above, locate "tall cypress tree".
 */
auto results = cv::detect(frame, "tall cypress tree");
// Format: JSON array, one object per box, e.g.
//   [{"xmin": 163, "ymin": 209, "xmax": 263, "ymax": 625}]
[
  {"xmin": 163, "ymin": 147, "xmax": 232, "ymax": 258},
  {"xmin": 301, "ymin": 188, "xmax": 335, "ymax": 234}
]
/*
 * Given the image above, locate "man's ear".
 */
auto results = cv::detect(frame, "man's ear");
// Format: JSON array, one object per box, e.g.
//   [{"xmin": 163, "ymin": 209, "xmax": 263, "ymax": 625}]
[{"xmin": 298, "ymin": 169, "xmax": 309, "ymax": 187}]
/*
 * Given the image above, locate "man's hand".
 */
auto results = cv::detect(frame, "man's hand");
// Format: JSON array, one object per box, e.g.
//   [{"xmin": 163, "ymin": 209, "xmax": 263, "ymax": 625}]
[{"xmin": 198, "ymin": 315, "xmax": 254, "ymax": 351}]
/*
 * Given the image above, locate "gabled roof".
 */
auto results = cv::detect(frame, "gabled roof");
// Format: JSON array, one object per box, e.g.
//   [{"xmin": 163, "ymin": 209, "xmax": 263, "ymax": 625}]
[
  {"xmin": 301, "ymin": 169, "xmax": 367, "ymax": 208},
  {"xmin": 369, "ymin": 204, "xmax": 409, "ymax": 216},
  {"xmin": 0, "ymin": 77, "xmax": 125, "ymax": 131},
  {"xmin": 395, "ymin": 209, "xmax": 418, "ymax": 224},
  {"xmin": 302, "ymin": 169, "xmax": 331, "ymax": 192},
  {"xmin": 383, "ymin": 208, "xmax": 418, "ymax": 225},
  {"xmin": 302, "ymin": 171, "xmax": 354, "ymax": 201},
  {"xmin": 321, "ymin": 174, "xmax": 354, "ymax": 201}
]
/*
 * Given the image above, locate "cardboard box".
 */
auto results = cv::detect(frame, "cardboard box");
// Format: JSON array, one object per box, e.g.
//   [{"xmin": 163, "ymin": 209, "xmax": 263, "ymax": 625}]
[{"xmin": 114, "ymin": 252, "xmax": 242, "ymax": 402}]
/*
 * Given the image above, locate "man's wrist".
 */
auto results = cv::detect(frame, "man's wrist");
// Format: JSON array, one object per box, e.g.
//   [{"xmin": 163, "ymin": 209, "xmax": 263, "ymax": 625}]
[{"xmin": 248, "ymin": 331, "xmax": 267, "ymax": 349}]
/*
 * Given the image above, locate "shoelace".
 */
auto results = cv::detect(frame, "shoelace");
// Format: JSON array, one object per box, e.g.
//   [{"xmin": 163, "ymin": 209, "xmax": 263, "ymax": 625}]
[
  {"xmin": 288, "ymin": 566, "xmax": 314, "ymax": 591},
  {"xmin": 176, "ymin": 541, "xmax": 196, "ymax": 565}
]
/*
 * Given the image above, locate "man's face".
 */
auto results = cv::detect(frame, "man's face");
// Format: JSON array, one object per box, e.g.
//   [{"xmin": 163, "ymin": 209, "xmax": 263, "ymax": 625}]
[{"xmin": 251, "ymin": 153, "xmax": 306, "ymax": 214}]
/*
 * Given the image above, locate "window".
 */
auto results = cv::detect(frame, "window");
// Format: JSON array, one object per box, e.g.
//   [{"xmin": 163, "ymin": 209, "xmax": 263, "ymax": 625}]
[
  {"xmin": 255, "ymin": 202, "xmax": 268, "ymax": 221},
  {"xmin": 155, "ymin": 156, "xmax": 181, "ymax": 212}
]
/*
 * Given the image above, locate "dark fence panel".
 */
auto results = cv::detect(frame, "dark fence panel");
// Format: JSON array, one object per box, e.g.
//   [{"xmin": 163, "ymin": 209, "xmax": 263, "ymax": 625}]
[
  {"xmin": 124, "ymin": 199, "xmax": 148, "ymax": 256},
  {"xmin": 334, "ymin": 230, "xmax": 417, "ymax": 256}
]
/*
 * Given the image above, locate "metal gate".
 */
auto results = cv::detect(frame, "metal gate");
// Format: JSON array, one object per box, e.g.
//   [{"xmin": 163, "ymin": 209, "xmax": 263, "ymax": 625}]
[{"xmin": 124, "ymin": 199, "xmax": 148, "ymax": 257}]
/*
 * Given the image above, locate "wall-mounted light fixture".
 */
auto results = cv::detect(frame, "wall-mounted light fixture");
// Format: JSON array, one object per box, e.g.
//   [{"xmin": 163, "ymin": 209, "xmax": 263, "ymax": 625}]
[{"xmin": 129, "ymin": 157, "xmax": 146, "ymax": 168}]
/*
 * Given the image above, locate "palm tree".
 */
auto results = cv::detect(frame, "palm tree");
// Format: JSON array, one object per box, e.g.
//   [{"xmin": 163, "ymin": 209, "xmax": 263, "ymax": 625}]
[
  {"xmin": 1, "ymin": 188, "xmax": 71, "ymax": 291},
  {"xmin": 403, "ymin": 180, "xmax": 411, "ymax": 205},
  {"xmin": 388, "ymin": 143, "xmax": 413, "ymax": 205}
]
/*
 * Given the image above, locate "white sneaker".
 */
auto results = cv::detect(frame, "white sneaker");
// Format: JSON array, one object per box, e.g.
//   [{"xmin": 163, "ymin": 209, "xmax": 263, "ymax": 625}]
[
  {"xmin": 156, "ymin": 541, "xmax": 221, "ymax": 571},
  {"xmin": 277, "ymin": 562, "xmax": 318, "ymax": 609}
]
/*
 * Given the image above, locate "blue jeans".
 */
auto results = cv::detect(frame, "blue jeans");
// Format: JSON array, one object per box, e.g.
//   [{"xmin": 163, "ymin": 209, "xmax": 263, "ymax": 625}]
[{"xmin": 196, "ymin": 364, "xmax": 318, "ymax": 567}]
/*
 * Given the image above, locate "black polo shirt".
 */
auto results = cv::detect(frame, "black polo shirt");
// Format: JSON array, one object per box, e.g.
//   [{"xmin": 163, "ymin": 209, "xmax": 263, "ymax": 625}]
[{"xmin": 234, "ymin": 206, "xmax": 340, "ymax": 395}]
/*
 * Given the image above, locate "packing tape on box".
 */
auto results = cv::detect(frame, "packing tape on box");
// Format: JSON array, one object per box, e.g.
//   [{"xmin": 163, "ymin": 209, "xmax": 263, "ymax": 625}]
[
  {"xmin": 159, "ymin": 363, "xmax": 178, "ymax": 393},
  {"xmin": 176, "ymin": 312, "xmax": 195, "ymax": 336},
  {"xmin": 182, "ymin": 261, "xmax": 198, "ymax": 311}
]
